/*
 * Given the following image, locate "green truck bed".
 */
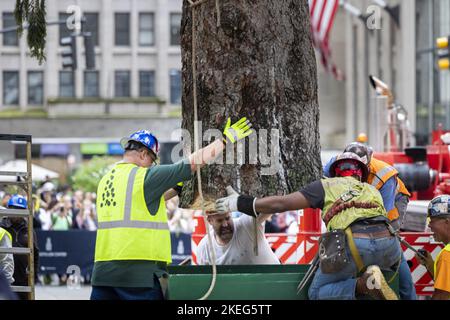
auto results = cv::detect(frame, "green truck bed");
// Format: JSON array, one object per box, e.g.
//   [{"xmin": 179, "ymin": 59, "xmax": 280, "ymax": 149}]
[{"xmin": 167, "ymin": 264, "xmax": 399, "ymax": 300}]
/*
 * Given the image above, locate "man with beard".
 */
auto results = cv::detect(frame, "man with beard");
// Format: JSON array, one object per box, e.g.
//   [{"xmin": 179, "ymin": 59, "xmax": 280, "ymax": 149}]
[{"xmin": 196, "ymin": 190, "xmax": 280, "ymax": 265}]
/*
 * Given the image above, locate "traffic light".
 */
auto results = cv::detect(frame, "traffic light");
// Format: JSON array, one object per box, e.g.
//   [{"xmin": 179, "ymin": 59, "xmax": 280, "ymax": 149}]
[
  {"xmin": 436, "ymin": 36, "xmax": 449, "ymax": 70},
  {"xmin": 60, "ymin": 35, "xmax": 77, "ymax": 70},
  {"xmin": 84, "ymin": 33, "xmax": 96, "ymax": 70}
]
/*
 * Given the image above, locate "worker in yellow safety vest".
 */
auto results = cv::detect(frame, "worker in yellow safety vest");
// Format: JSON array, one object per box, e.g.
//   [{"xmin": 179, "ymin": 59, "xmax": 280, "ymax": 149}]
[
  {"xmin": 416, "ymin": 195, "xmax": 450, "ymax": 300},
  {"xmin": 90, "ymin": 117, "xmax": 253, "ymax": 300},
  {"xmin": 324, "ymin": 142, "xmax": 415, "ymax": 300}
]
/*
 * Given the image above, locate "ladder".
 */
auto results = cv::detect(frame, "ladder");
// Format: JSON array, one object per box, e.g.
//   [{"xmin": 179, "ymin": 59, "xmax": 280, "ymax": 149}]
[{"xmin": 0, "ymin": 134, "xmax": 35, "ymax": 300}]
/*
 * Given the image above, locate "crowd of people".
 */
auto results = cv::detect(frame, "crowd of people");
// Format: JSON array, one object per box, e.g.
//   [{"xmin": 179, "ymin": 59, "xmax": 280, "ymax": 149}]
[{"xmin": 0, "ymin": 182, "xmax": 98, "ymax": 232}]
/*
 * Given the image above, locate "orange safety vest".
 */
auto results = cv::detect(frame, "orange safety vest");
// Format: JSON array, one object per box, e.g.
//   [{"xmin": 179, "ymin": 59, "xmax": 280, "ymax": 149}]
[{"xmin": 368, "ymin": 158, "xmax": 411, "ymax": 221}]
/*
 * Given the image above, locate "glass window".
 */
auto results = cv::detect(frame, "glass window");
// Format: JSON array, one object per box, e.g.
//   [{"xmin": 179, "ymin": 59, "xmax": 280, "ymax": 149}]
[
  {"xmin": 83, "ymin": 13, "xmax": 99, "ymax": 46},
  {"xmin": 139, "ymin": 13, "xmax": 155, "ymax": 46},
  {"xmin": 2, "ymin": 12, "xmax": 18, "ymax": 46},
  {"xmin": 139, "ymin": 71, "xmax": 155, "ymax": 97},
  {"xmin": 3, "ymin": 71, "xmax": 19, "ymax": 105},
  {"xmin": 84, "ymin": 71, "xmax": 99, "ymax": 97},
  {"xmin": 170, "ymin": 13, "xmax": 182, "ymax": 46},
  {"xmin": 415, "ymin": 0, "xmax": 450, "ymax": 145},
  {"xmin": 59, "ymin": 71, "xmax": 75, "ymax": 97},
  {"xmin": 170, "ymin": 69, "xmax": 182, "ymax": 104},
  {"xmin": 115, "ymin": 71, "xmax": 131, "ymax": 97},
  {"xmin": 28, "ymin": 71, "xmax": 44, "ymax": 105},
  {"xmin": 115, "ymin": 13, "xmax": 130, "ymax": 46},
  {"xmin": 59, "ymin": 13, "xmax": 72, "ymax": 43}
]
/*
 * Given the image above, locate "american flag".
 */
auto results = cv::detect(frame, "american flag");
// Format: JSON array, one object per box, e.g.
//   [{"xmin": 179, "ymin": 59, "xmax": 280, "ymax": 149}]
[{"xmin": 309, "ymin": 0, "xmax": 344, "ymax": 80}]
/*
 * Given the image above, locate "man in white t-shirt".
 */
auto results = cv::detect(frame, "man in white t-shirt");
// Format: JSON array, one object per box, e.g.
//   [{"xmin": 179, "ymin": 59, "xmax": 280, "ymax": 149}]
[{"xmin": 196, "ymin": 196, "xmax": 280, "ymax": 265}]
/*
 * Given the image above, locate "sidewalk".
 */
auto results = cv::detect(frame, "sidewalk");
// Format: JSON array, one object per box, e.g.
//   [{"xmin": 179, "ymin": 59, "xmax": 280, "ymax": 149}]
[{"xmin": 35, "ymin": 284, "xmax": 91, "ymax": 300}]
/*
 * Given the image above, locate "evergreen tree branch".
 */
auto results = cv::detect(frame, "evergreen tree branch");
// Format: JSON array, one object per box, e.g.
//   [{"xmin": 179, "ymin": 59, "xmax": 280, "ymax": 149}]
[{"xmin": 14, "ymin": 0, "xmax": 47, "ymax": 64}]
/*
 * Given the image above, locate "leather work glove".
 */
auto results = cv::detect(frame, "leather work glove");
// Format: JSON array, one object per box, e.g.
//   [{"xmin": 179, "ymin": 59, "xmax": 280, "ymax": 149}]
[
  {"xmin": 223, "ymin": 117, "xmax": 253, "ymax": 144},
  {"xmin": 215, "ymin": 186, "xmax": 240, "ymax": 214},
  {"xmin": 415, "ymin": 250, "xmax": 434, "ymax": 275}
]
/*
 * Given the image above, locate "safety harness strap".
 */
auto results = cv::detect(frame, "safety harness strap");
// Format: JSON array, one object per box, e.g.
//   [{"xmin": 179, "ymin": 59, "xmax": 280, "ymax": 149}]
[{"xmin": 345, "ymin": 227, "xmax": 365, "ymax": 274}]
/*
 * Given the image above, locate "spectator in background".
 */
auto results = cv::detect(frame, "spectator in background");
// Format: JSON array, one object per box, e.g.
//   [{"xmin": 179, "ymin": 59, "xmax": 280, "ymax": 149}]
[
  {"xmin": 51, "ymin": 196, "xmax": 73, "ymax": 231},
  {"xmin": 33, "ymin": 194, "xmax": 52, "ymax": 230},
  {"xmin": 265, "ymin": 214, "xmax": 282, "ymax": 233},
  {"xmin": 31, "ymin": 195, "xmax": 42, "ymax": 230},
  {"xmin": 71, "ymin": 191, "xmax": 84, "ymax": 229},
  {"xmin": 39, "ymin": 182, "xmax": 56, "ymax": 210},
  {"xmin": 76, "ymin": 199, "xmax": 98, "ymax": 231},
  {"xmin": 275, "ymin": 212, "xmax": 299, "ymax": 234}
]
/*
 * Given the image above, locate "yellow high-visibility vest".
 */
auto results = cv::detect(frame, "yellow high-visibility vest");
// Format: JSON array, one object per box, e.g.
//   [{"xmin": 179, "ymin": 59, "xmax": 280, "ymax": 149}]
[
  {"xmin": 434, "ymin": 243, "xmax": 450, "ymax": 281},
  {"xmin": 94, "ymin": 163, "xmax": 171, "ymax": 263},
  {"xmin": 0, "ymin": 227, "xmax": 12, "ymax": 243}
]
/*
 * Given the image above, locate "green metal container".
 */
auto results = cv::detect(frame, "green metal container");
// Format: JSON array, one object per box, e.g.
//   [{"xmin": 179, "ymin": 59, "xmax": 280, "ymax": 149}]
[{"xmin": 168, "ymin": 264, "xmax": 399, "ymax": 300}]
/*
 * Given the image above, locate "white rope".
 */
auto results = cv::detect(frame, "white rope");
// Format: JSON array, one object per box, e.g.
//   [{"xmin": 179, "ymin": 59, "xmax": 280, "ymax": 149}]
[{"xmin": 190, "ymin": 0, "xmax": 218, "ymax": 301}]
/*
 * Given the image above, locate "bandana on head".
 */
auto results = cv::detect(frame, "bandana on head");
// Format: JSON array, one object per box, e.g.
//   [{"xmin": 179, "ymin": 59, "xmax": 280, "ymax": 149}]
[{"xmin": 334, "ymin": 160, "xmax": 363, "ymax": 179}]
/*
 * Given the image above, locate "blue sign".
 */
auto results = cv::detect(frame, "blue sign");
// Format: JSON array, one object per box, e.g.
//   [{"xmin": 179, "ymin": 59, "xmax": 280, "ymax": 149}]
[
  {"xmin": 108, "ymin": 143, "xmax": 124, "ymax": 155},
  {"xmin": 41, "ymin": 144, "xmax": 70, "ymax": 156},
  {"xmin": 36, "ymin": 230, "xmax": 192, "ymax": 277}
]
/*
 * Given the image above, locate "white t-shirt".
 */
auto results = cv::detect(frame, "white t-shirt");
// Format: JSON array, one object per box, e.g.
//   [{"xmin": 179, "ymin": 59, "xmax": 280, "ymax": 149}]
[{"xmin": 196, "ymin": 215, "xmax": 280, "ymax": 265}]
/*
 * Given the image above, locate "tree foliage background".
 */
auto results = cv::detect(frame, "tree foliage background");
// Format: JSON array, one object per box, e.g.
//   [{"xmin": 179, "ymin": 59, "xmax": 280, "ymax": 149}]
[
  {"xmin": 71, "ymin": 156, "xmax": 117, "ymax": 192},
  {"xmin": 14, "ymin": 0, "xmax": 47, "ymax": 63}
]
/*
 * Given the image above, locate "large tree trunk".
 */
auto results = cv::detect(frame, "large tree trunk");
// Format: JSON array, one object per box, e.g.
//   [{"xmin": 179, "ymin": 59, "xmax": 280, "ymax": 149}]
[{"xmin": 180, "ymin": 0, "xmax": 322, "ymax": 207}]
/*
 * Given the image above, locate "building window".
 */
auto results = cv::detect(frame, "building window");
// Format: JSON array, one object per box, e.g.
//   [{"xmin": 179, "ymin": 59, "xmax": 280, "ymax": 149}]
[
  {"xmin": 84, "ymin": 71, "xmax": 99, "ymax": 97},
  {"xmin": 2, "ymin": 12, "xmax": 18, "ymax": 46},
  {"xmin": 139, "ymin": 13, "xmax": 155, "ymax": 46},
  {"xmin": 83, "ymin": 12, "xmax": 99, "ymax": 46},
  {"xmin": 139, "ymin": 71, "xmax": 155, "ymax": 97},
  {"xmin": 59, "ymin": 13, "xmax": 72, "ymax": 43},
  {"xmin": 3, "ymin": 71, "xmax": 19, "ymax": 105},
  {"xmin": 115, "ymin": 71, "xmax": 131, "ymax": 97},
  {"xmin": 28, "ymin": 71, "xmax": 44, "ymax": 105},
  {"xmin": 59, "ymin": 71, "xmax": 75, "ymax": 97},
  {"xmin": 115, "ymin": 13, "xmax": 130, "ymax": 46},
  {"xmin": 170, "ymin": 13, "xmax": 182, "ymax": 46},
  {"xmin": 170, "ymin": 69, "xmax": 182, "ymax": 104}
]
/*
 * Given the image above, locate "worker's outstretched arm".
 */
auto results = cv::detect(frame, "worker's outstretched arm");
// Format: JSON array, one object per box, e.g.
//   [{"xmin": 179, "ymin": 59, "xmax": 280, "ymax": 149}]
[
  {"xmin": 216, "ymin": 191, "xmax": 311, "ymax": 217},
  {"xmin": 188, "ymin": 117, "xmax": 252, "ymax": 172}
]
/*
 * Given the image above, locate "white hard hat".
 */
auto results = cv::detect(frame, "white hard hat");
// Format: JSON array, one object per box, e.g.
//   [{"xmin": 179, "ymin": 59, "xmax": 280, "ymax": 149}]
[{"xmin": 42, "ymin": 182, "xmax": 55, "ymax": 192}]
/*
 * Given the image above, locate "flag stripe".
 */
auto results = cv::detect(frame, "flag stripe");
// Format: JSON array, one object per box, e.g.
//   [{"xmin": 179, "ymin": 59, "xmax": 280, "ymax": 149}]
[{"xmin": 309, "ymin": 0, "xmax": 343, "ymax": 80}]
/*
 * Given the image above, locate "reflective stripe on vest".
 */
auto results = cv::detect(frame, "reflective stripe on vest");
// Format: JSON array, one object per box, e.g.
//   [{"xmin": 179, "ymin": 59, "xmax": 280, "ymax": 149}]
[
  {"xmin": 95, "ymin": 163, "xmax": 171, "ymax": 263},
  {"xmin": 370, "ymin": 165, "xmax": 397, "ymax": 188},
  {"xmin": 0, "ymin": 227, "xmax": 12, "ymax": 242},
  {"xmin": 434, "ymin": 243, "xmax": 450, "ymax": 281}
]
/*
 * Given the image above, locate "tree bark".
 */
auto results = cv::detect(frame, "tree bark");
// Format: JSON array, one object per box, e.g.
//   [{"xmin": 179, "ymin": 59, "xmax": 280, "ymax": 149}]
[{"xmin": 180, "ymin": 0, "xmax": 322, "ymax": 207}]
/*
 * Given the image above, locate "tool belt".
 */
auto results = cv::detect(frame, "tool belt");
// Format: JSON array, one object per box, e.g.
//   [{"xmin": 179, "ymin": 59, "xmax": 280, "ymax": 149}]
[
  {"xmin": 318, "ymin": 229, "xmax": 351, "ymax": 274},
  {"xmin": 319, "ymin": 219, "xmax": 393, "ymax": 274}
]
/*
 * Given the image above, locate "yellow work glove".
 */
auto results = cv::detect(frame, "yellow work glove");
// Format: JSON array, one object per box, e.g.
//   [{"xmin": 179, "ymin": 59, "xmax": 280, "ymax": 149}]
[
  {"xmin": 223, "ymin": 117, "xmax": 253, "ymax": 144},
  {"xmin": 174, "ymin": 182, "xmax": 184, "ymax": 195}
]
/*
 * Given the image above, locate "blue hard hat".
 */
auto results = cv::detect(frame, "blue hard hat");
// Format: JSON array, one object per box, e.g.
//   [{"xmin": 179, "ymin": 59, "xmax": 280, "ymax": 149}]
[
  {"xmin": 120, "ymin": 130, "xmax": 160, "ymax": 157},
  {"xmin": 428, "ymin": 195, "xmax": 450, "ymax": 218},
  {"xmin": 7, "ymin": 194, "xmax": 28, "ymax": 210}
]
